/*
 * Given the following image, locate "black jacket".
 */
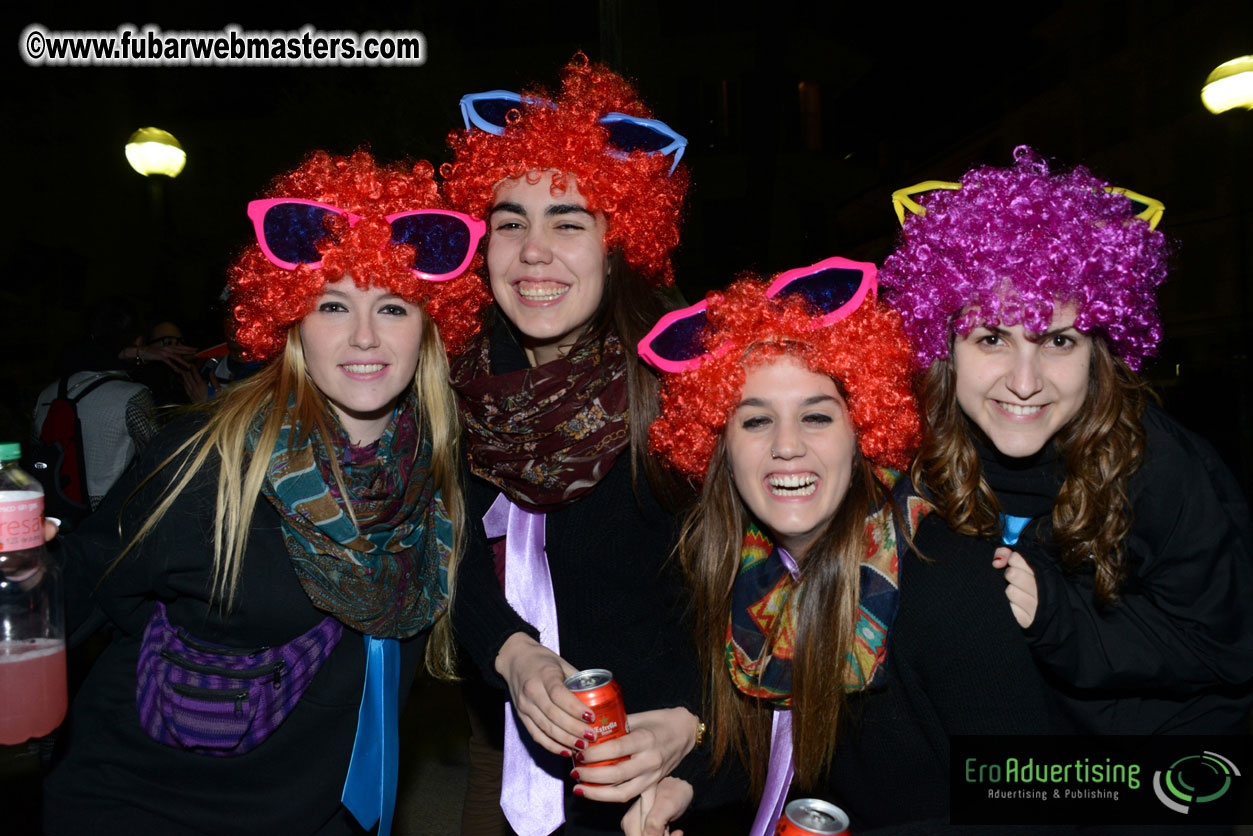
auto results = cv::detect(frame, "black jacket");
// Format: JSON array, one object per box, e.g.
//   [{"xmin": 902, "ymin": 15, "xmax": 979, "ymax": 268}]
[
  {"xmin": 826, "ymin": 509, "xmax": 1077, "ymax": 835},
  {"xmin": 450, "ymin": 330, "xmax": 708, "ymax": 834},
  {"xmin": 44, "ymin": 415, "xmax": 427, "ymax": 836},
  {"xmin": 1010, "ymin": 406, "xmax": 1253, "ymax": 735}
]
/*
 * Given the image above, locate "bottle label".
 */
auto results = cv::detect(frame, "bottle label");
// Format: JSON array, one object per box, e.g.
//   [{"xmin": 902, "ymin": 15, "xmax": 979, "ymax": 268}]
[{"xmin": 0, "ymin": 491, "xmax": 44, "ymax": 551}]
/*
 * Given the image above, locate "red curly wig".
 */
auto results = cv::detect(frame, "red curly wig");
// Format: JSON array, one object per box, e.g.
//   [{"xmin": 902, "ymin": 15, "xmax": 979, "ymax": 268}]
[
  {"xmin": 650, "ymin": 276, "xmax": 921, "ymax": 482},
  {"xmin": 229, "ymin": 150, "xmax": 491, "ymax": 361},
  {"xmin": 441, "ymin": 54, "xmax": 688, "ymax": 286}
]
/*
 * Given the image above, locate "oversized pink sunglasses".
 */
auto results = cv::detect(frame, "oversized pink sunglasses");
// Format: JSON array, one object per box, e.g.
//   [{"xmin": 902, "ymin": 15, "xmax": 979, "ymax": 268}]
[
  {"xmin": 246, "ymin": 198, "xmax": 486, "ymax": 281},
  {"xmin": 638, "ymin": 256, "xmax": 878, "ymax": 374}
]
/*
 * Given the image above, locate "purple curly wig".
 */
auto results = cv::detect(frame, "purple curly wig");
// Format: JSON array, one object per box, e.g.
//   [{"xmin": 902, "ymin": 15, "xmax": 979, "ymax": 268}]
[{"xmin": 880, "ymin": 146, "xmax": 1169, "ymax": 371}]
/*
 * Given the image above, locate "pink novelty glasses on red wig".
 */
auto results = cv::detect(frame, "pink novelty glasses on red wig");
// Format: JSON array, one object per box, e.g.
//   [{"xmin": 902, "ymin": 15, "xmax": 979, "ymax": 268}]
[
  {"xmin": 638, "ymin": 256, "xmax": 878, "ymax": 373},
  {"xmin": 247, "ymin": 198, "xmax": 486, "ymax": 281}
]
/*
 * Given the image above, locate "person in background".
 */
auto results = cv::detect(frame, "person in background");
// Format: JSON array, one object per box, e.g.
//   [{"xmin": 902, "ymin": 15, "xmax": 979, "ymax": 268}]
[
  {"xmin": 147, "ymin": 320, "xmax": 184, "ymax": 348},
  {"xmin": 34, "ymin": 298, "xmax": 162, "ymax": 513},
  {"xmin": 133, "ymin": 318, "xmax": 206, "ymax": 410}
]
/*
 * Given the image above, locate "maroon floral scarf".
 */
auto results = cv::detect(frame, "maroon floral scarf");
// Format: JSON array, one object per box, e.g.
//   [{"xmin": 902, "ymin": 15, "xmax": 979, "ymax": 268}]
[{"xmin": 449, "ymin": 326, "xmax": 630, "ymax": 512}]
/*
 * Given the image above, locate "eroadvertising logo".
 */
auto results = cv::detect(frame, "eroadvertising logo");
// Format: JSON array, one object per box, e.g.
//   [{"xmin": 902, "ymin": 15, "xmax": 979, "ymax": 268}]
[
  {"xmin": 950, "ymin": 736, "xmax": 1251, "ymax": 826},
  {"xmin": 1153, "ymin": 751, "xmax": 1241, "ymax": 814}
]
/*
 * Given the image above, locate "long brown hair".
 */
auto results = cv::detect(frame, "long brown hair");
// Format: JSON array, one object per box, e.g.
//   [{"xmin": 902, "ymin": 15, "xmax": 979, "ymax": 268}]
[
  {"xmin": 912, "ymin": 335, "xmax": 1147, "ymax": 603},
  {"xmin": 680, "ymin": 436, "xmax": 883, "ymax": 795},
  {"xmin": 595, "ymin": 250, "xmax": 688, "ymax": 508}
]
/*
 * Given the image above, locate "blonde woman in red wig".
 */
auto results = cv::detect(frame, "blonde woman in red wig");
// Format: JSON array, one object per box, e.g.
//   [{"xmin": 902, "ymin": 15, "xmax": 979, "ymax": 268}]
[
  {"xmin": 640, "ymin": 259, "xmax": 1071, "ymax": 835},
  {"xmin": 42, "ymin": 150, "xmax": 489, "ymax": 836},
  {"xmin": 442, "ymin": 56, "xmax": 712, "ymax": 836}
]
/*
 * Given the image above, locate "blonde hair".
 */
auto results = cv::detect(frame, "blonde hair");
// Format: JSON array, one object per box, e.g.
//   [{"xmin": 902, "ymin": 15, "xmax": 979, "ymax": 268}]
[{"xmin": 118, "ymin": 311, "xmax": 465, "ymax": 677}]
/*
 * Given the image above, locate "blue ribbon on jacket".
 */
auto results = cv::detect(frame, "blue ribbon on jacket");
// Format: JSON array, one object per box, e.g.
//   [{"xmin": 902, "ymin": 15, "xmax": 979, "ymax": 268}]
[
  {"xmin": 1000, "ymin": 514, "xmax": 1032, "ymax": 546},
  {"xmin": 342, "ymin": 634, "xmax": 401, "ymax": 836}
]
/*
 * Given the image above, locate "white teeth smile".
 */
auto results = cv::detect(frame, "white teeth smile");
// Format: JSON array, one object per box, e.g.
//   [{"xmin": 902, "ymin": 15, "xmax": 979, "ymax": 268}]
[
  {"xmin": 997, "ymin": 402, "xmax": 1044, "ymax": 416},
  {"xmin": 343, "ymin": 364, "xmax": 384, "ymax": 374},
  {"xmin": 518, "ymin": 284, "xmax": 569, "ymax": 301},
  {"xmin": 767, "ymin": 474, "xmax": 817, "ymax": 496}
]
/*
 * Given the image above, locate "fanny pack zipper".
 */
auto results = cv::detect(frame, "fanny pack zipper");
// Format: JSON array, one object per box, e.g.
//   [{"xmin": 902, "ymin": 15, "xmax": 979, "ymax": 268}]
[
  {"xmin": 175, "ymin": 629, "xmax": 271, "ymax": 657},
  {"xmin": 170, "ymin": 683, "xmax": 251, "ymax": 718},
  {"xmin": 160, "ymin": 650, "xmax": 286, "ymax": 689}
]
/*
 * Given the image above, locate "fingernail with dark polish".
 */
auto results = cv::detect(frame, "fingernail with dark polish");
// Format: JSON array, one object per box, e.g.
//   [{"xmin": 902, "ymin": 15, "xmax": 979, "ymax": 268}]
[
  {"xmin": 583, "ymin": 731, "xmax": 596, "ymax": 741},
  {"xmin": 574, "ymin": 739, "xmax": 586, "ymax": 750},
  {"xmin": 560, "ymin": 750, "xmax": 571, "ymax": 758},
  {"xmin": 573, "ymin": 786, "xmax": 584, "ymax": 797},
  {"xmin": 583, "ymin": 711, "xmax": 594, "ymax": 723},
  {"xmin": 574, "ymin": 751, "xmax": 585, "ymax": 763},
  {"xmin": 569, "ymin": 769, "xmax": 580, "ymax": 780}
]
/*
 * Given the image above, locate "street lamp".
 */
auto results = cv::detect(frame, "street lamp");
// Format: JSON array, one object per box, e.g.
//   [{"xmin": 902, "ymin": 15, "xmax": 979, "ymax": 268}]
[
  {"xmin": 124, "ymin": 127, "xmax": 186, "ymax": 177},
  {"xmin": 1201, "ymin": 56, "xmax": 1253, "ymax": 114}
]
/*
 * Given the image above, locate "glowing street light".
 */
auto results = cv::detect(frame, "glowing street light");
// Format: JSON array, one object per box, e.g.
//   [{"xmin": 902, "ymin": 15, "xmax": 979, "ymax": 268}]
[
  {"xmin": 1201, "ymin": 56, "xmax": 1253, "ymax": 114},
  {"xmin": 125, "ymin": 127, "xmax": 186, "ymax": 177}
]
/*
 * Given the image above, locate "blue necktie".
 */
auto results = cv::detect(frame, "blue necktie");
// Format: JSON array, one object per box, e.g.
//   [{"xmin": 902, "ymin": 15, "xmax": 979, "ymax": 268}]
[
  {"xmin": 342, "ymin": 634, "xmax": 401, "ymax": 836},
  {"xmin": 1000, "ymin": 513, "xmax": 1032, "ymax": 546}
]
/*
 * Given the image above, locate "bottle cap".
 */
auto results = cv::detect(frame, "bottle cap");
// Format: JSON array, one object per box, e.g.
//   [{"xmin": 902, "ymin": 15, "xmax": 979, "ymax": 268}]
[{"xmin": 0, "ymin": 442, "xmax": 20, "ymax": 461}]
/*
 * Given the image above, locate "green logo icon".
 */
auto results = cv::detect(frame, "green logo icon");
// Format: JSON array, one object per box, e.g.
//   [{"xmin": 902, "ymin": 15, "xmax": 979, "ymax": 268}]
[{"xmin": 1153, "ymin": 751, "xmax": 1240, "ymax": 814}]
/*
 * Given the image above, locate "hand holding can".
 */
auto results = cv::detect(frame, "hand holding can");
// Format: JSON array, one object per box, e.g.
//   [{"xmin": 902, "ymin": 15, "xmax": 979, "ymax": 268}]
[{"xmin": 564, "ymin": 668, "xmax": 629, "ymax": 781}]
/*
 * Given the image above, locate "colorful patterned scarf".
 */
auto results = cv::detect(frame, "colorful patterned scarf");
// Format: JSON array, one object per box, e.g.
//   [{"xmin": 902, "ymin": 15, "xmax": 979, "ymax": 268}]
[
  {"xmin": 255, "ymin": 391, "xmax": 452, "ymax": 639},
  {"xmin": 727, "ymin": 470, "xmax": 930, "ymax": 704},
  {"xmin": 449, "ymin": 325, "xmax": 630, "ymax": 513}
]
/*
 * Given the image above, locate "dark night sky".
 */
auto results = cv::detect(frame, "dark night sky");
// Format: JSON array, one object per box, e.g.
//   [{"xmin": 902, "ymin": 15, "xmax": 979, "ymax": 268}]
[{"xmin": 4, "ymin": 0, "xmax": 1251, "ymax": 479}]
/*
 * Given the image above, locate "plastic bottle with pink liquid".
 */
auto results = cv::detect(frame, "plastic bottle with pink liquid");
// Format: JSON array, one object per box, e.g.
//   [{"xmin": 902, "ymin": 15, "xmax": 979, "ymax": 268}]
[{"xmin": 0, "ymin": 442, "xmax": 66, "ymax": 745}]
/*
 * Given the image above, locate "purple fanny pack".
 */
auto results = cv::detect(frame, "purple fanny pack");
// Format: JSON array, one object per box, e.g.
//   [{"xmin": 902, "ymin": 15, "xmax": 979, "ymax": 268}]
[{"xmin": 136, "ymin": 601, "xmax": 343, "ymax": 756}]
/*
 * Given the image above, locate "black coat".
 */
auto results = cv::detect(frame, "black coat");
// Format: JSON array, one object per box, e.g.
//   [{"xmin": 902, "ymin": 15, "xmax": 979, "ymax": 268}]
[
  {"xmin": 826, "ymin": 510, "xmax": 1077, "ymax": 835},
  {"xmin": 1012, "ymin": 406, "xmax": 1253, "ymax": 735},
  {"xmin": 450, "ymin": 331, "xmax": 705, "ymax": 835},
  {"xmin": 43, "ymin": 415, "xmax": 427, "ymax": 836}
]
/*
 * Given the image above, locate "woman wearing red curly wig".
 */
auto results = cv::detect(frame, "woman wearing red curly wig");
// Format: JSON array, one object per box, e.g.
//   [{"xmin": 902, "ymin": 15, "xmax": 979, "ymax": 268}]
[
  {"xmin": 42, "ymin": 150, "xmax": 489, "ymax": 836},
  {"xmin": 641, "ymin": 260, "xmax": 1073, "ymax": 835},
  {"xmin": 442, "ymin": 57, "xmax": 708, "ymax": 836}
]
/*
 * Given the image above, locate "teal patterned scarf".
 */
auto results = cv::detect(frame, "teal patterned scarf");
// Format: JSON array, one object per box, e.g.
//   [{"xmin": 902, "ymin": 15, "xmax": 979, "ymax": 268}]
[{"xmin": 254, "ymin": 391, "xmax": 452, "ymax": 639}]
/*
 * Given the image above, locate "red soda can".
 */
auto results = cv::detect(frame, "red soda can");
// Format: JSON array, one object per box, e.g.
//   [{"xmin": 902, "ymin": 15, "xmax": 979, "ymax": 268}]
[
  {"xmin": 774, "ymin": 799, "xmax": 850, "ymax": 836},
  {"xmin": 564, "ymin": 668, "xmax": 629, "ymax": 774}
]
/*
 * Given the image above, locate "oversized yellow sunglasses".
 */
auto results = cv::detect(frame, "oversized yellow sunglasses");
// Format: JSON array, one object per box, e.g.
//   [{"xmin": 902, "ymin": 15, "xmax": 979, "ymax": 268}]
[{"xmin": 891, "ymin": 180, "xmax": 1165, "ymax": 230}]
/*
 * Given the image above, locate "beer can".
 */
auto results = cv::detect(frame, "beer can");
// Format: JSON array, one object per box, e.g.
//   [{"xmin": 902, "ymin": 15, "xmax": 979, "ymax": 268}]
[
  {"xmin": 564, "ymin": 668, "xmax": 629, "ymax": 773},
  {"xmin": 774, "ymin": 799, "xmax": 850, "ymax": 836}
]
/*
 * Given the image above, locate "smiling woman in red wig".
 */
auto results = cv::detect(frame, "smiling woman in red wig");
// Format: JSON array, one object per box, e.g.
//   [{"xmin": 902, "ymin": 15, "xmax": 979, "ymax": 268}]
[
  {"xmin": 441, "ymin": 55, "xmax": 712, "ymax": 836},
  {"xmin": 42, "ymin": 150, "xmax": 489, "ymax": 836},
  {"xmin": 641, "ymin": 257, "xmax": 1078, "ymax": 834}
]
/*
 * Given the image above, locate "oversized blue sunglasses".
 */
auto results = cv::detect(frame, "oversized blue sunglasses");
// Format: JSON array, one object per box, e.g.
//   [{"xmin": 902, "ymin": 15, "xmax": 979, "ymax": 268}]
[{"xmin": 459, "ymin": 90, "xmax": 688, "ymax": 176}]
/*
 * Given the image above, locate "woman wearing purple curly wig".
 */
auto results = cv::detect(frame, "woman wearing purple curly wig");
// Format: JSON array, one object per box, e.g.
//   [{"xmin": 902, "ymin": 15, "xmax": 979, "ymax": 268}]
[{"xmin": 882, "ymin": 146, "xmax": 1253, "ymax": 736}]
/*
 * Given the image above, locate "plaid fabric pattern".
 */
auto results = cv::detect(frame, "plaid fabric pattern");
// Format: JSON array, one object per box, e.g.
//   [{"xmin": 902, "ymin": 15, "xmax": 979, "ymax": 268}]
[{"xmin": 136, "ymin": 601, "xmax": 342, "ymax": 755}]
